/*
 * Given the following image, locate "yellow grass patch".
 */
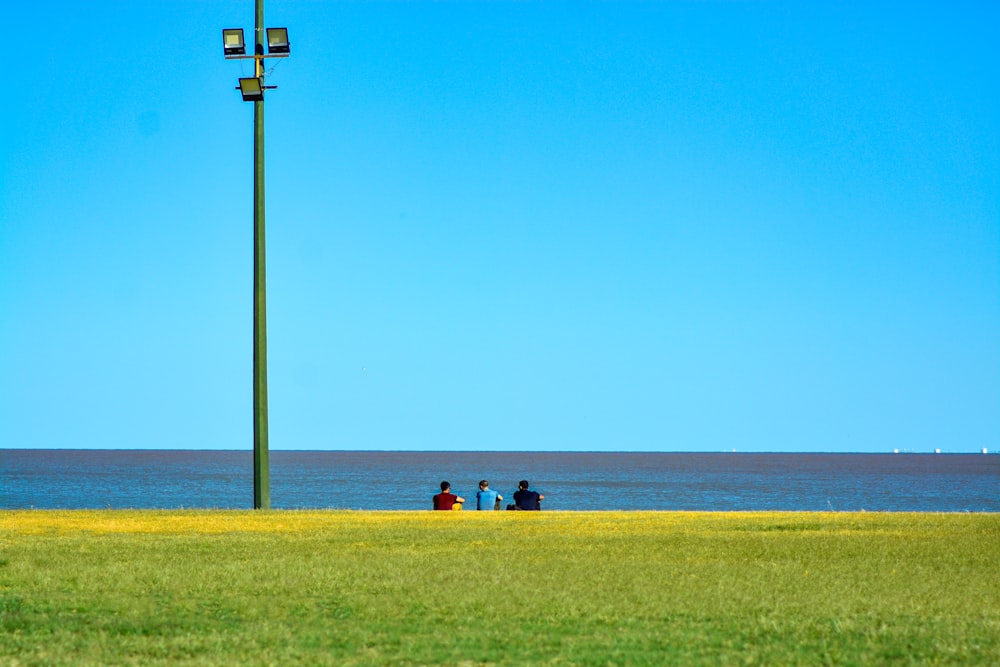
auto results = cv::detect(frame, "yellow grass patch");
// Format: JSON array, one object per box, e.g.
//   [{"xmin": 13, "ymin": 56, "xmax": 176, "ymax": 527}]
[{"xmin": 1, "ymin": 508, "xmax": 963, "ymax": 537}]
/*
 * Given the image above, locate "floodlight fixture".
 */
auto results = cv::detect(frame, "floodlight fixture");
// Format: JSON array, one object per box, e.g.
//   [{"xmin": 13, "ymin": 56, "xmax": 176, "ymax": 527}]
[
  {"xmin": 266, "ymin": 27, "xmax": 290, "ymax": 54},
  {"xmin": 238, "ymin": 77, "xmax": 265, "ymax": 102},
  {"xmin": 223, "ymin": 28, "xmax": 246, "ymax": 56}
]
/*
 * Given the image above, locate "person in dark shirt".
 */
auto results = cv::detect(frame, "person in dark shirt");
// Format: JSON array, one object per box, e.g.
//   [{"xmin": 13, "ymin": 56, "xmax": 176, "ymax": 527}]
[
  {"xmin": 512, "ymin": 480, "xmax": 543, "ymax": 510},
  {"xmin": 432, "ymin": 481, "xmax": 464, "ymax": 510}
]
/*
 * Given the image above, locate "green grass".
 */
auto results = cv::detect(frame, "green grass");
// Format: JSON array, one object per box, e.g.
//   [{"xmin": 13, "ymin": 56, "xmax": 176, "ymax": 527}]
[{"xmin": 1, "ymin": 511, "xmax": 998, "ymax": 666}]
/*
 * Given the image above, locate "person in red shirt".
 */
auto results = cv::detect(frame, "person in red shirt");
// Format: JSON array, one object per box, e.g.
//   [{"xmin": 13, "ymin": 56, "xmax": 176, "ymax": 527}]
[{"xmin": 432, "ymin": 481, "xmax": 465, "ymax": 510}]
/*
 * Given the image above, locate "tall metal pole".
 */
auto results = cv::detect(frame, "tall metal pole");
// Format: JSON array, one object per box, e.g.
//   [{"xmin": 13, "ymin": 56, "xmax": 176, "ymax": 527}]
[{"xmin": 252, "ymin": 0, "xmax": 270, "ymax": 510}]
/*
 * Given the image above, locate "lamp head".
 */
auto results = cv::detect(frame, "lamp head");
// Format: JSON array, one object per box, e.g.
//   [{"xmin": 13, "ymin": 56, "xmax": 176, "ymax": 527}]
[
  {"xmin": 266, "ymin": 27, "xmax": 290, "ymax": 54},
  {"xmin": 222, "ymin": 29, "xmax": 246, "ymax": 56},
  {"xmin": 238, "ymin": 77, "xmax": 264, "ymax": 102}
]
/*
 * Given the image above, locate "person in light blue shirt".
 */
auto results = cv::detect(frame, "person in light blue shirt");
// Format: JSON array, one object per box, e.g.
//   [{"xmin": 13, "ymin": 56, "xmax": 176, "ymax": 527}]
[{"xmin": 475, "ymin": 479, "xmax": 503, "ymax": 510}]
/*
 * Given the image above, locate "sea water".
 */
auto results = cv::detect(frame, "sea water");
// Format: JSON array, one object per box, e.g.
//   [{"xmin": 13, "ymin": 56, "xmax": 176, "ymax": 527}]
[{"xmin": 2, "ymin": 450, "xmax": 997, "ymax": 512}]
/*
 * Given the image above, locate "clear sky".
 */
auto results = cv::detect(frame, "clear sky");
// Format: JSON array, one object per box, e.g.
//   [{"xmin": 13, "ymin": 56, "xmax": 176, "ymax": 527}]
[{"xmin": 1, "ymin": 1, "xmax": 997, "ymax": 453}]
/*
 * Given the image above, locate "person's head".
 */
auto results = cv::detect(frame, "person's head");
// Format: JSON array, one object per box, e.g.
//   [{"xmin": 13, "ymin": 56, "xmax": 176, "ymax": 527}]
[
  {"xmin": 440, "ymin": 481, "xmax": 451, "ymax": 492},
  {"xmin": 518, "ymin": 480, "xmax": 529, "ymax": 490},
  {"xmin": 479, "ymin": 480, "xmax": 489, "ymax": 490}
]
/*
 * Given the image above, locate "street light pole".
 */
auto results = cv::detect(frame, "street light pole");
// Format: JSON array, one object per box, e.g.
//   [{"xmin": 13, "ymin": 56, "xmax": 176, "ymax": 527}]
[
  {"xmin": 224, "ymin": 4, "xmax": 289, "ymax": 510},
  {"xmin": 252, "ymin": 0, "xmax": 270, "ymax": 511}
]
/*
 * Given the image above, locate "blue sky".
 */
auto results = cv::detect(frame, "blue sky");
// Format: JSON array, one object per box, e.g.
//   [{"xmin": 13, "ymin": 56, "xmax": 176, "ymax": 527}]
[{"xmin": 1, "ymin": 1, "xmax": 997, "ymax": 453}]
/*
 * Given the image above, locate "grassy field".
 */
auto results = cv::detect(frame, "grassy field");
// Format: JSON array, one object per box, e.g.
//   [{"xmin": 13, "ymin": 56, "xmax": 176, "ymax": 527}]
[{"xmin": 1, "ymin": 511, "xmax": 998, "ymax": 666}]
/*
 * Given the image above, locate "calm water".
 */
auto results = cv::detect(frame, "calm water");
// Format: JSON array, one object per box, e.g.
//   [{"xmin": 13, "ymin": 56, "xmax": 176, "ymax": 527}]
[{"xmin": 1, "ymin": 450, "xmax": 997, "ymax": 512}]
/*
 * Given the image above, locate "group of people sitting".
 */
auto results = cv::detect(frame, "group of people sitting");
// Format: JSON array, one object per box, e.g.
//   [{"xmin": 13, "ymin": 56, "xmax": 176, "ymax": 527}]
[{"xmin": 432, "ymin": 479, "xmax": 544, "ymax": 511}]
